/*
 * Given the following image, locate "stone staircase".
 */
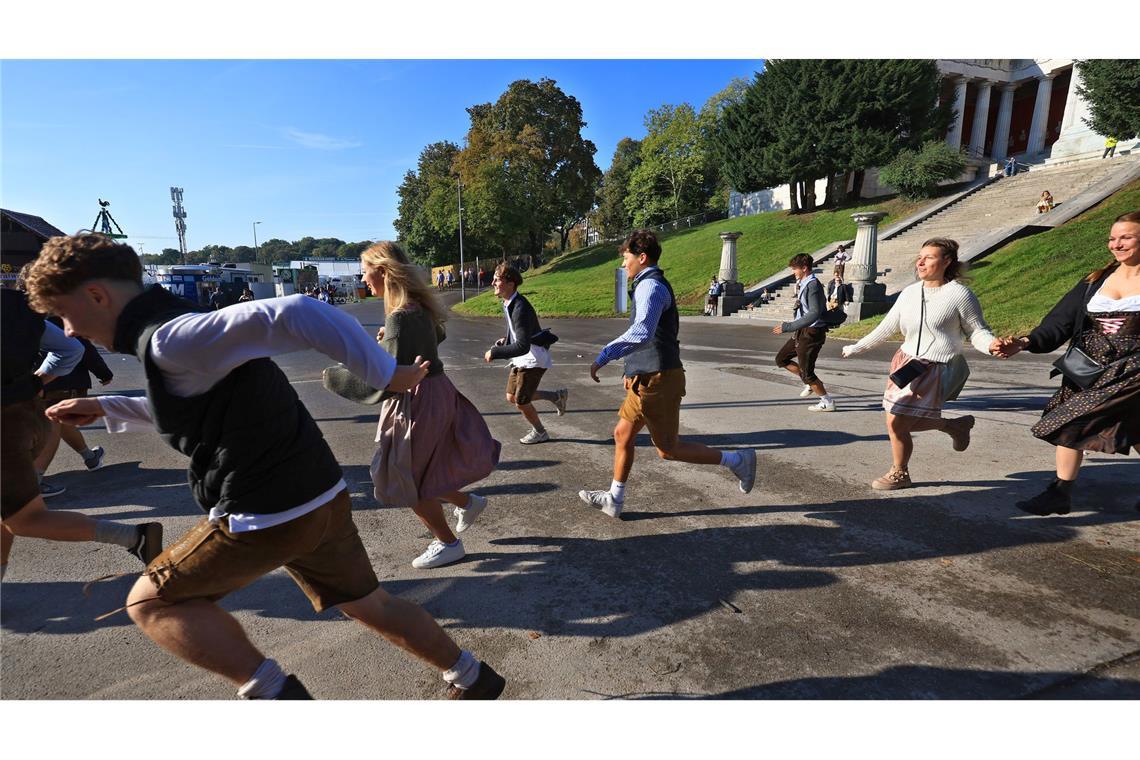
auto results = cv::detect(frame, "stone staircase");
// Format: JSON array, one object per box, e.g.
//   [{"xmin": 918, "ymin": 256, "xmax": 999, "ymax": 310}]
[{"xmin": 876, "ymin": 155, "xmax": 1138, "ymax": 293}]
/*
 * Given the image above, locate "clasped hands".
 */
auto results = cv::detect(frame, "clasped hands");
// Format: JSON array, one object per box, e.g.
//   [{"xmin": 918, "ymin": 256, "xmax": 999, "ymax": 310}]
[{"xmin": 988, "ymin": 335, "xmax": 1028, "ymax": 358}]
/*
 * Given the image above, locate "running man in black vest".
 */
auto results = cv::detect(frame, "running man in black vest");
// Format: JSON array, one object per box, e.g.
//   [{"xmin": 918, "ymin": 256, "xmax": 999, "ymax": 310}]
[
  {"xmin": 25, "ymin": 234, "xmax": 504, "ymax": 700},
  {"xmin": 579, "ymin": 230, "xmax": 757, "ymax": 519}
]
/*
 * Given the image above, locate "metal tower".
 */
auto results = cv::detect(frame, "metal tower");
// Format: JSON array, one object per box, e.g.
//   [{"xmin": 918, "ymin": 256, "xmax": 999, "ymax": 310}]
[
  {"xmin": 91, "ymin": 199, "xmax": 127, "ymax": 239},
  {"xmin": 171, "ymin": 187, "xmax": 188, "ymax": 264}
]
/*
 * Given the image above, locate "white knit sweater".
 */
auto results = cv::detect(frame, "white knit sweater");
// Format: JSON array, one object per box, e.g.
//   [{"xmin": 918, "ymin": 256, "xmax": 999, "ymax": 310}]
[{"xmin": 845, "ymin": 280, "xmax": 996, "ymax": 363}]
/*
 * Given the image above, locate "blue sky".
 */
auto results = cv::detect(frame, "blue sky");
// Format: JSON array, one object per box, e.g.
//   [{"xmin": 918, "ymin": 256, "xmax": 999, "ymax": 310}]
[{"xmin": 1, "ymin": 60, "xmax": 761, "ymax": 252}]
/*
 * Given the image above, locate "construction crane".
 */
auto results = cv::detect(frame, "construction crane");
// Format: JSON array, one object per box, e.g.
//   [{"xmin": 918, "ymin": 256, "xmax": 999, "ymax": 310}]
[{"xmin": 91, "ymin": 199, "xmax": 128, "ymax": 239}]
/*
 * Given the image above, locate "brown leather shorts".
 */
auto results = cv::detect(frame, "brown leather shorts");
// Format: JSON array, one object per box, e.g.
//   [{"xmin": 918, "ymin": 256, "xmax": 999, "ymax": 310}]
[
  {"xmin": 1, "ymin": 398, "xmax": 52, "ymax": 520},
  {"xmin": 618, "ymin": 368, "xmax": 686, "ymax": 451}
]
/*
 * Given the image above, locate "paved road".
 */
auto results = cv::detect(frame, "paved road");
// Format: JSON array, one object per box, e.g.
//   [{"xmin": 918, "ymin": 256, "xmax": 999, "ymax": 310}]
[{"xmin": 3, "ymin": 294, "xmax": 1138, "ymax": 699}]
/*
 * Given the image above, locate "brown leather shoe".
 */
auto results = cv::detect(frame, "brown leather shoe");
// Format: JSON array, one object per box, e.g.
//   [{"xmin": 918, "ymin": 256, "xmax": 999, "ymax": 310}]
[
  {"xmin": 871, "ymin": 468, "xmax": 912, "ymax": 490},
  {"xmin": 948, "ymin": 415, "xmax": 975, "ymax": 452},
  {"xmin": 446, "ymin": 661, "xmax": 505, "ymax": 700}
]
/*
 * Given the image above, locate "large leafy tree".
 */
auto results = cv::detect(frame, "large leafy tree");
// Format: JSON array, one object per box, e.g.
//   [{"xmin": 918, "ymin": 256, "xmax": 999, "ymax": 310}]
[
  {"xmin": 592, "ymin": 137, "xmax": 642, "ymax": 237},
  {"xmin": 717, "ymin": 59, "xmax": 949, "ymax": 212},
  {"xmin": 625, "ymin": 103, "xmax": 708, "ymax": 226},
  {"xmin": 1076, "ymin": 59, "xmax": 1140, "ymax": 141},
  {"xmin": 394, "ymin": 141, "xmax": 467, "ymax": 266},
  {"xmin": 455, "ymin": 78, "xmax": 601, "ymax": 260}
]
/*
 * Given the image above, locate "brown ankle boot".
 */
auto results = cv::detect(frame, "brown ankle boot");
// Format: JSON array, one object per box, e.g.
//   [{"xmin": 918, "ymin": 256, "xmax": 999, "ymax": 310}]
[
  {"xmin": 871, "ymin": 467, "xmax": 912, "ymax": 490},
  {"xmin": 948, "ymin": 415, "xmax": 975, "ymax": 452}
]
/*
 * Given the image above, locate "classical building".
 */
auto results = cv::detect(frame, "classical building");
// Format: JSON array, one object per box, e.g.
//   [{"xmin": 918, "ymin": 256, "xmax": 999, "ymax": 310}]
[
  {"xmin": 938, "ymin": 58, "xmax": 1110, "ymax": 164},
  {"xmin": 729, "ymin": 59, "xmax": 1124, "ymax": 217}
]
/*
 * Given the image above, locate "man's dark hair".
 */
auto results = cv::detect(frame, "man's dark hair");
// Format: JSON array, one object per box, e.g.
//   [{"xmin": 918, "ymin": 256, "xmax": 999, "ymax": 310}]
[
  {"xmin": 494, "ymin": 262, "xmax": 523, "ymax": 287},
  {"xmin": 620, "ymin": 229, "xmax": 662, "ymax": 262},
  {"xmin": 788, "ymin": 253, "xmax": 814, "ymax": 270}
]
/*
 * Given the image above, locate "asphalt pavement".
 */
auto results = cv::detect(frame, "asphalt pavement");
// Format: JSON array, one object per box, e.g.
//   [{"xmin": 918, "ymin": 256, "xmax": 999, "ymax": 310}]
[{"xmin": 2, "ymin": 292, "xmax": 1137, "ymax": 699}]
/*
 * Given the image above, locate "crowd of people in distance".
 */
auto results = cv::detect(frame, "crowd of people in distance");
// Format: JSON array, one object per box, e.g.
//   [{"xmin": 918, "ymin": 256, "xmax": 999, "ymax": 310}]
[{"xmin": 1, "ymin": 210, "xmax": 1136, "ymax": 699}]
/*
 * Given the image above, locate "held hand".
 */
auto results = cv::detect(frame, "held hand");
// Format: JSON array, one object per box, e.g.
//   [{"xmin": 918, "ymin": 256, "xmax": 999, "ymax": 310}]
[
  {"xmin": 375, "ymin": 326, "xmax": 385, "ymax": 342},
  {"xmin": 483, "ymin": 350, "xmax": 493, "ymax": 363},
  {"xmin": 45, "ymin": 397, "xmax": 105, "ymax": 427},
  {"xmin": 988, "ymin": 337, "xmax": 1006, "ymax": 357},
  {"xmin": 623, "ymin": 375, "xmax": 633, "ymax": 391},
  {"xmin": 772, "ymin": 325, "xmax": 783, "ymax": 335},
  {"xmin": 386, "ymin": 356, "xmax": 430, "ymax": 392},
  {"xmin": 590, "ymin": 362, "xmax": 602, "ymax": 383},
  {"xmin": 494, "ymin": 337, "xmax": 506, "ymax": 347}
]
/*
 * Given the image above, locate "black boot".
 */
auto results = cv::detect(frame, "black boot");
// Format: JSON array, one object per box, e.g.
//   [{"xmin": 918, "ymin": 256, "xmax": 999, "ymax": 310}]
[
  {"xmin": 275, "ymin": 674, "xmax": 314, "ymax": 699},
  {"xmin": 1016, "ymin": 479, "xmax": 1073, "ymax": 516}
]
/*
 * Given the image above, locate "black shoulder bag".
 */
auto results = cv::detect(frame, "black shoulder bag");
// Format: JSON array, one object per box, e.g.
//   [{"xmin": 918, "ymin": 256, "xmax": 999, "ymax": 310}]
[
  {"xmin": 888, "ymin": 287, "xmax": 930, "ymax": 389},
  {"xmin": 1049, "ymin": 280, "xmax": 1105, "ymax": 390}
]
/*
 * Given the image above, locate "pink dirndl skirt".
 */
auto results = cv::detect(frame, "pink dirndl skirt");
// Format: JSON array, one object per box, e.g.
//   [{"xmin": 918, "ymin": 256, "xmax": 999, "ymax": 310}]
[
  {"xmin": 882, "ymin": 349, "xmax": 945, "ymax": 419},
  {"xmin": 375, "ymin": 372, "xmax": 500, "ymax": 503}
]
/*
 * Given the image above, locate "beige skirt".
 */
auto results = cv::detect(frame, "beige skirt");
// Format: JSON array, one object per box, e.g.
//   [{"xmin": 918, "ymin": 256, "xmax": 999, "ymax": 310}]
[{"xmin": 882, "ymin": 349, "xmax": 946, "ymax": 419}]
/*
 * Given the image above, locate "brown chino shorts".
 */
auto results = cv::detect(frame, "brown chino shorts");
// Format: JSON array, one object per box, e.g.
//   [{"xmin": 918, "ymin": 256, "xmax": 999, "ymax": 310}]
[
  {"xmin": 1, "ymin": 398, "xmax": 52, "ymax": 520},
  {"xmin": 775, "ymin": 327, "xmax": 827, "ymax": 385},
  {"xmin": 618, "ymin": 368, "xmax": 686, "ymax": 452},
  {"xmin": 145, "ymin": 489, "xmax": 379, "ymax": 612},
  {"xmin": 506, "ymin": 366, "xmax": 547, "ymax": 406}
]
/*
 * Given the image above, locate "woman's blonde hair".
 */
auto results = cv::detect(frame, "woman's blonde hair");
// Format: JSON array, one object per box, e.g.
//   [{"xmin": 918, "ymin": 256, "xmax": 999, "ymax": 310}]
[{"xmin": 361, "ymin": 241, "xmax": 447, "ymax": 326}]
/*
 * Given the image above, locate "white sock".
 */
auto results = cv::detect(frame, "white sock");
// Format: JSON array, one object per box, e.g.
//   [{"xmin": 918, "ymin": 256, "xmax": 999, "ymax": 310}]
[
  {"xmin": 93, "ymin": 520, "xmax": 138, "ymax": 549},
  {"xmin": 237, "ymin": 658, "xmax": 287, "ymax": 699},
  {"xmin": 609, "ymin": 480, "xmax": 625, "ymax": 503},
  {"xmin": 820, "ymin": 394, "xmax": 832, "ymax": 403},
  {"xmin": 443, "ymin": 650, "xmax": 480, "ymax": 689},
  {"xmin": 720, "ymin": 451, "xmax": 742, "ymax": 469}
]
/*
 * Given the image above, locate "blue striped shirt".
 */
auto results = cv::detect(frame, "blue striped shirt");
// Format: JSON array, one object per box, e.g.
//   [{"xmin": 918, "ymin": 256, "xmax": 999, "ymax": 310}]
[{"xmin": 594, "ymin": 267, "xmax": 672, "ymax": 367}]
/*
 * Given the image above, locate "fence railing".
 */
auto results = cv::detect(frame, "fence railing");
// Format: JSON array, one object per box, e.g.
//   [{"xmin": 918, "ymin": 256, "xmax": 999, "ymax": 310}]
[{"xmin": 594, "ymin": 208, "xmax": 729, "ymax": 246}]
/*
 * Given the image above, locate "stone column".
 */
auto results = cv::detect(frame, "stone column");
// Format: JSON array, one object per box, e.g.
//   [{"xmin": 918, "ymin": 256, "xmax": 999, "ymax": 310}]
[
  {"xmin": 718, "ymin": 231, "xmax": 742, "ymax": 283},
  {"xmin": 846, "ymin": 211, "xmax": 890, "ymax": 321},
  {"xmin": 991, "ymin": 83, "xmax": 1017, "ymax": 162},
  {"xmin": 714, "ymin": 231, "xmax": 746, "ymax": 316},
  {"xmin": 1027, "ymin": 74, "xmax": 1057, "ymax": 156},
  {"xmin": 968, "ymin": 80, "xmax": 993, "ymax": 157},
  {"xmin": 944, "ymin": 77, "xmax": 970, "ymax": 151}
]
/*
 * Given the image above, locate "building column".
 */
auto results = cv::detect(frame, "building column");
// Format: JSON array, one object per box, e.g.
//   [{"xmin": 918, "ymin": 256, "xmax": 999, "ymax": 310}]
[
  {"xmin": 1027, "ymin": 74, "xmax": 1057, "ymax": 156},
  {"xmin": 718, "ymin": 232, "xmax": 742, "ymax": 284},
  {"xmin": 991, "ymin": 83, "xmax": 1017, "ymax": 162},
  {"xmin": 968, "ymin": 80, "xmax": 993, "ymax": 158},
  {"xmin": 846, "ymin": 211, "xmax": 890, "ymax": 321},
  {"xmin": 944, "ymin": 76, "xmax": 970, "ymax": 151}
]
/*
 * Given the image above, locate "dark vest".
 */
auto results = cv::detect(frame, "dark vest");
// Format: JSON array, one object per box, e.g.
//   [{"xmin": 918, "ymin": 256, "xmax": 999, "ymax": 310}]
[
  {"xmin": 623, "ymin": 267, "xmax": 683, "ymax": 377},
  {"xmin": 2, "ymin": 288, "xmax": 46, "ymax": 406},
  {"xmin": 112, "ymin": 286, "xmax": 342, "ymax": 516}
]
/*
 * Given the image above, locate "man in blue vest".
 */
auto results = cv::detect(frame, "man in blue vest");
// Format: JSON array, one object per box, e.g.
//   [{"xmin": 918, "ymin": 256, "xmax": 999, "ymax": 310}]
[
  {"xmin": 579, "ymin": 230, "xmax": 757, "ymax": 519},
  {"xmin": 24, "ymin": 234, "xmax": 504, "ymax": 700}
]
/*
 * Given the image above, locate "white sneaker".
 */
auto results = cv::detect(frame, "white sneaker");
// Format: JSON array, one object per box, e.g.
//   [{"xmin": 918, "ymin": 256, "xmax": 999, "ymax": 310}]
[
  {"xmin": 520, "ymin": 428, "xmax": 550, "ymax": 444},
  {"xmin": 554, "ymin": 388, "xmax": 569, "ymax": 416},
  {"xmin": 807, "ymin": 399, "xmax": 836, "ymax": 412},
  {"xmin": 578, "ymin": 489, "xmax": 623, "ymax": 519},
  {"xmin": 411, "ymin": 539, "xmax": 466, "ymax": 569},
  {"xmin": 799, "ymin": 385, "xmax": 813, "ymax": 398},
  {"xmin": 729, "ymin": 449, "xmax": 757, "ymax": 494},
  {"xmin": 454, "ymin": 493, "xmax": 487, "ymax": 533}
]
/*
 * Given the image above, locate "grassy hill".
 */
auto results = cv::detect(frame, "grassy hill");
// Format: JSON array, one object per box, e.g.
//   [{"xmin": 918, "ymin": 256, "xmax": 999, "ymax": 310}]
[
  {"xmin": 831, "ymin": 178, "xmax": 1140, "ymax": 340},
  {"xmin": 452, "ymin": 195, "xmax": 937, "ymax": 318}
]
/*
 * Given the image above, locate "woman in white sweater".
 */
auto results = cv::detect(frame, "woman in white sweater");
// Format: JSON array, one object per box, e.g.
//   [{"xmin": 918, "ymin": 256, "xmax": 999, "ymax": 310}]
[{"xmin": 841, "ymin": 238, "xmax": 997, "ymax": 490}]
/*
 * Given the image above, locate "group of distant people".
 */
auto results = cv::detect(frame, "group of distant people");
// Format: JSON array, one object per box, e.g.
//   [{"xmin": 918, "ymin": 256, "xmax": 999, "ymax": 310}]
[{"xmin": 2, "ymin": 210, "xmax": 1137, "ymax": 700}]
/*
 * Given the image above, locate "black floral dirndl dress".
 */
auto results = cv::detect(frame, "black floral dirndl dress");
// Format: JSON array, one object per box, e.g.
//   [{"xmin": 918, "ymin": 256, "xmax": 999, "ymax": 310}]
[{"xmin": 1031, "ymin": 310, "xmax": 1140, "ymax": 454}]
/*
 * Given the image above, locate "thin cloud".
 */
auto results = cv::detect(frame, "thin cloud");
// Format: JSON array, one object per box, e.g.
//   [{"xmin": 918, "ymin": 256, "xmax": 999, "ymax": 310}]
[
  {"xmin": 222, "ymin": 143, "xmax": 292, "ymax": 150},
  {"xmin": 282, "ymin": 128, "xmax": 362, "ymax": 151}
]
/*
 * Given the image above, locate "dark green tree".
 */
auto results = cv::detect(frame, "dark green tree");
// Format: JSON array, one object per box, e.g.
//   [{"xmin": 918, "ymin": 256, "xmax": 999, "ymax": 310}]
[
  {"xmin": 394, "ymin": 141, "xmax": 467, "ymax": 266},
  {"xmin": 1075, "ymin": 59, "xmax": 1140, "ymax": 141},
  {"xmin": 593, "ymin": 137, "xmax": 642, "ymax": 237},
  {"xmin": 717, "ymin": 59, "xmax": 950, "ymax": 212}
]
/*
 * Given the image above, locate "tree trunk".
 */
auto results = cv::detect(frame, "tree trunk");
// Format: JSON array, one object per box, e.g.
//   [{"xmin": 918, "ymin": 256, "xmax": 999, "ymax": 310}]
[
  {"xmin": 804, "ymin": 178, "xmax": 817, "ymax": 211},
  {"xmin": 788, "ymin": 181, "xmax": 800, "ymax": 213},
  {"xmin": 560, "ymin": 227, "xmax": 571, "ymax": 251},
  {"xmin": 849, "ymin": 169, "xmax": 866, "ymax": 201}
]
